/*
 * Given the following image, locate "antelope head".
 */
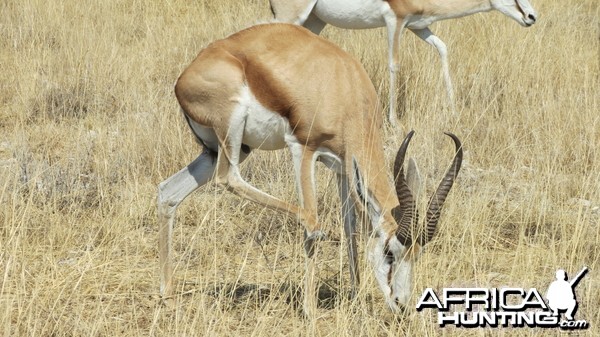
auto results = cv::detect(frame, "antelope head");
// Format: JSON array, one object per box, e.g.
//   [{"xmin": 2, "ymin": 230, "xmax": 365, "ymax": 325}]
[
  {"xmin": 353, "ymin": 131, "xmax": 463, "ymax": 312},
  {"xmin": 491, "ymin": 0, "xmax": 538, "ymax": 27}
]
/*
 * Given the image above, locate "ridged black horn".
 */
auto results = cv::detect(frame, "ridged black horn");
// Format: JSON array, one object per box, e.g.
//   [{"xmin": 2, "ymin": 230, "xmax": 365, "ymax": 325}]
[
  {"xmin": 422, "ymin": 132, "xmax": 463, "ymax": 244},
  {"xmin": 393, "ymin": 130, "xmax": 419, "ymax": 245}
]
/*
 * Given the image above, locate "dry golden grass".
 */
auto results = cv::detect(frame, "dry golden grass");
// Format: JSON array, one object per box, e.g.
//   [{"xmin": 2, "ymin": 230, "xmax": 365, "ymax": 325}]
[{"xmin": 1, "ymin": 0, "xmax": 599, "ymax": 335}]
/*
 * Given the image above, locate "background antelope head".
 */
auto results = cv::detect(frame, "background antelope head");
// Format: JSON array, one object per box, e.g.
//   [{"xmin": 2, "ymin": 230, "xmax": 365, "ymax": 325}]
[{"xmin": 491, "ymin": 0, "xmax": 538, "ymax": 27}]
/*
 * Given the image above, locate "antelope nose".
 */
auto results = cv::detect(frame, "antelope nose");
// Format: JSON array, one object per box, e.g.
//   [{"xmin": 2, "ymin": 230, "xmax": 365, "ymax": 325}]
[{"xmin": 528, "ymin": 13, "xmax": 537, "ymax": 23}]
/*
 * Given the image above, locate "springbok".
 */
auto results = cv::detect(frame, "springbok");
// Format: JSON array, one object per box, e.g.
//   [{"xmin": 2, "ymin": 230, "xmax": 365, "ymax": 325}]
[
  {"xmin": 269, "ymin": 0, "xmax": 538, "ymax": 121},
  {"xmin": 158, "ymin": 23, "xmax": 462, "ymax": 316}
]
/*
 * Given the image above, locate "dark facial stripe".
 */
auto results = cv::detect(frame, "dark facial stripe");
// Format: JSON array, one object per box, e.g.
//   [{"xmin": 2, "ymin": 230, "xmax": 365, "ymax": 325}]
[
  {"xmin": 384, "ymin": 237, "xmax": 394, "ymax": 294},
  {"xmin": 515, "ymin": 0, "xmax": 526, "ymax": 18}
]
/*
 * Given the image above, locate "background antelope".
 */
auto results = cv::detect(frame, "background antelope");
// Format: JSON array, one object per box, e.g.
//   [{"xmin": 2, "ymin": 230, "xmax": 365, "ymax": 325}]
[
  {"xmin": 269, "ymin": 0, "xmax": 538, "ymax": 120},
  {"xmin": 158, "ymin": 23, "xmax": 462, "ymax": 317}
]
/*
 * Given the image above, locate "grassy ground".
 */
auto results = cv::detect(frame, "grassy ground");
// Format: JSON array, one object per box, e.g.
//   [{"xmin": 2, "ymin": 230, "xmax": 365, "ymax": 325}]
[{"xmin": 1, "ymin": 0, "xmax": 599, "ymax": 335}]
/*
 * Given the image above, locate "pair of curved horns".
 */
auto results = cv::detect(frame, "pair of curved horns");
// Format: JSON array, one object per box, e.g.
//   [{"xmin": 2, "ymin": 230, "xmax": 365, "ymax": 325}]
[{"xmin": 393, "ymin": 131, "xmax": 463, "ymax": 246}]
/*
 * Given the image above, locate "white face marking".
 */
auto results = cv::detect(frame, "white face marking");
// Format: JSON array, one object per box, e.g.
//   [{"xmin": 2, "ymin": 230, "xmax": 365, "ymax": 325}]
[
  {"xmin": 313, "ymin": 0, "xmax": 388, "ymax": 29},
  {"xmin": 369, "ymin": 233, "xmax": 414, "ymax": 311},
  {"xmin": 240, "ymin": 86, "xmax": 290, "ymax": 151}
]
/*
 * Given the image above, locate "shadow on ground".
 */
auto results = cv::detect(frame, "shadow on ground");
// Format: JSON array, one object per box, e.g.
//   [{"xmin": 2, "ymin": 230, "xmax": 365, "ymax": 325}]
[{"xmin": 196, "ymin": 280, "xmax": 351, "ymax": 312}]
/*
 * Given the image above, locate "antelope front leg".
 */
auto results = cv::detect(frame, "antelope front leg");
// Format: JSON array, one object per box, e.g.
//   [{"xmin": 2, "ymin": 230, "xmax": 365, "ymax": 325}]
[
  {"xmin": 411, "ymin": 27, "xmax": 456, "ymax": 114},
  {"xmin": 336, "ymin": 173, "xmax": 359, "ymax": 298},
  {"xmin": 287, "ymin": 141, "xmax": 324, "ymax": 318}
]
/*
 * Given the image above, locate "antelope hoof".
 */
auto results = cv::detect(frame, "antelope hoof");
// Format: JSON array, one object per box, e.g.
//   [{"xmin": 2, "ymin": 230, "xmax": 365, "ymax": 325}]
[
  {"xmin": 304, "ymin": 230, "xmax": 326, "ymax": 257},
  {"xmin": 305, "ymin": 230, "xmax": 326, "ymax": 242},
  {"xmin": 161, "ymin": 296, "xmax": 176, "ymax": 309}
]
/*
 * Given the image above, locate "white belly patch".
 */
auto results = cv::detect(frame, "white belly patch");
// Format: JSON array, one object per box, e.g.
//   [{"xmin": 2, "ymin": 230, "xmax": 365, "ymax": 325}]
[
  {"xmin": 241, "ymin": 89, "xmax": 289, "ymax": 150},
  {"xmin": 314, "ymin": 0, "xmax": 388, "ymax": 29},
  {"xmin": 186, "ymin": 88, "xmax": 291, "ymax": 152}
]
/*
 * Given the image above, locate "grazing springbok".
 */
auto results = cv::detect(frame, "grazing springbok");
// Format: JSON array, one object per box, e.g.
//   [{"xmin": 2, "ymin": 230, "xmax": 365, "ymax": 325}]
[
  {"xmin": 269, "ymin": 0, "xmax": 538, "ymax": 120},
  {"xmin": 158, "ymin": 23, "xmax": 462, "ymax": 316}
]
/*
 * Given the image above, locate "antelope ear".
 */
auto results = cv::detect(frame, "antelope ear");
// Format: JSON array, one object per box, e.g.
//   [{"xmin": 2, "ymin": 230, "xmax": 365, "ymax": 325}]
[
  {"xmin": 406, "ymin": 157, "xmax": 422, "ymax": 201},
  {"xmin": 352, "ymin": 156, "xmax": 382, "ymax": 219}
]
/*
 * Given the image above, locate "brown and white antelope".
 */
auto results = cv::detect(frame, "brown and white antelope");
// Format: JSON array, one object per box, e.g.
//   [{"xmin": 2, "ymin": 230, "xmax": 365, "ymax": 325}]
[
  {"xmin": 158, "ymin": 23, "xmax": 462, "ymax": 316},
  {"xmin": 269, "ymin": 0, "xmax": 538, "ymax": 120}
]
